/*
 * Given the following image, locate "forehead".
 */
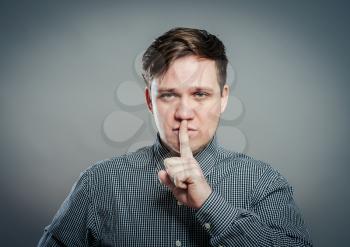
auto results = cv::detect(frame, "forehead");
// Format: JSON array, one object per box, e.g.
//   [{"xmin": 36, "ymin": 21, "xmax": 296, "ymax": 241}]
[{"xmin": 157, "ymin": 55, "xmax": 219, "ymax": 89}]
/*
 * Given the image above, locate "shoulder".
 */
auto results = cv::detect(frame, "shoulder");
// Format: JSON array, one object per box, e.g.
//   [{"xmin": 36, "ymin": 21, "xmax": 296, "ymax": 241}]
[
  {"xmin": 214, "ymin": 145, "xmax": 285, "ymax": 184},
  {"xmin": 83, "ymin": 145, "xmax": 154, "ymax": 179},
  {"xmin": 72, "ymin": 145, "xmax": 155, "ymax": 198}
]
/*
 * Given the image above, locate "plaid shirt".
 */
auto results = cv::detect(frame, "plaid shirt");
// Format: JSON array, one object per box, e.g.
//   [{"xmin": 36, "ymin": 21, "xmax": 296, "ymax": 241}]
[{"xmin": 38, "ymin": 134, "xmax": 312, "ymax": 247}]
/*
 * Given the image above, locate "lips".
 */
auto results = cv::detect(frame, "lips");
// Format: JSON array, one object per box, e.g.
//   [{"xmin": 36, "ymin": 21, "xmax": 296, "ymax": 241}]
[
  {"xmin": 172, "ymin": 127, "xmax": 197, "ymax": 131},
  {"xmin": 172, "ymin": 127, "xmax": 198, "ymax": 138}
]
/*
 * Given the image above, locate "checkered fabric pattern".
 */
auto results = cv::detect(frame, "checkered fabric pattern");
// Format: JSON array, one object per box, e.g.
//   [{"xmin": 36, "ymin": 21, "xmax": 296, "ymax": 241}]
[{"xmin": 38, "ymin": 134, "xmax": 313, "ymax": 246}]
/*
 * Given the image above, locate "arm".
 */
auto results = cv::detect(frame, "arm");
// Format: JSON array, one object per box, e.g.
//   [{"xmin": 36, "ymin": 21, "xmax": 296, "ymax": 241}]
[
  {"xmin": 195, "ymin": 170, "xmax": 313, "ymax": 247},
  {"xmin": 38, "ymin": 170, "xmax": 97, "ymax": 247}
]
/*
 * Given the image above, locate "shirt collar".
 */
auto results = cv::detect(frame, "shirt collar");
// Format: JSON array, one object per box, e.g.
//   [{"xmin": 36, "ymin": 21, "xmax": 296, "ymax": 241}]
[{"xmin": 152, "ymin": 132, "xmax": 218, "ymax": 177}]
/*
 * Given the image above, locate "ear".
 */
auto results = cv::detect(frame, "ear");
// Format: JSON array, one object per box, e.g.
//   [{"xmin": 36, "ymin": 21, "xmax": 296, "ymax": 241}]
[
  {"xmin": 145, "ymin": 86, "xmax": 153, "ymax": 113},
  {"xmin": 220, "ymin": 84, "xmax": 229, "ymax": 113}
]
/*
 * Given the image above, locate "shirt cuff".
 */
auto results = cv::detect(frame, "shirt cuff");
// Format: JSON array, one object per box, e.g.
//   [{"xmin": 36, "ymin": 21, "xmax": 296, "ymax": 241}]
[{"xmin": 195, "ymin": 191, "xmax": 246, "ymax": 237}]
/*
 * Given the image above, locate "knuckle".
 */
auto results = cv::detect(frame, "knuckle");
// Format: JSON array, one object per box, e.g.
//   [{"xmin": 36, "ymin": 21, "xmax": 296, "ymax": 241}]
[
  {"xmin": 166, "ymin": 168, "xmax": 174, "ymax": 176},
  {"xmin": 164, "ymin": 158, "xmax": 177, "ymax": 168},
  {"xmin": 190, "ymin": 168, "xmax": 203, "ymax": 178},
  {"xmin": 164, "ymin": 158, "xmax": 170, "ymax": 167},
  {"xmin": 174, "ymin": 172, "xmax": 184, "ymax": 183},
  {"xmin": 174, "ymin": 176, "xmax": 180, "ymax": 187}
]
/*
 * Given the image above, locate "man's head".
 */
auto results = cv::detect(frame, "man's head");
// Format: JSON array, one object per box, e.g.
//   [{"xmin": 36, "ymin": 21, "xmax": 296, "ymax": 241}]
[
  {"xmin": 143, "ymin": 27, "xmax": 229, "ymax": 154},
  {"xmin": 142, "ymin": 27, "xmax": 228, "ymax": 93}
]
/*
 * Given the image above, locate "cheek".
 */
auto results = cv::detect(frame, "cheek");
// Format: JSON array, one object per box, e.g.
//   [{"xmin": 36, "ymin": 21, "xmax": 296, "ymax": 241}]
[
  {"xmin": 203, "ymin": 100, "xmax": 222, "ymax": 121},
  {"xmin": 155, "ymin": 103, "xmax": 175, "ymax": 126}
]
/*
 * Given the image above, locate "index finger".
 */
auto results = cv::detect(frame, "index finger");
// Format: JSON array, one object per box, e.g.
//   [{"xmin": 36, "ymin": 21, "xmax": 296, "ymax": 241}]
[{"xmin": 179, "ymin": 120, "xmax": 193, "ymax": 158}]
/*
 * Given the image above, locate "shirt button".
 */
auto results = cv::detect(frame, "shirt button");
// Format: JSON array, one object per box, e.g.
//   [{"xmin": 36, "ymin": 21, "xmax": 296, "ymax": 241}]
[
  {"xmin": 175, "ymin": 240, "xmax": 182, "ymax": 246},
  {"xmin": 204, "ymin": 222, "xmax": 211, "ymax": 230},
  {"xmin": 177, "ymin": 201, "xmax": 183, "ymax": 206}
]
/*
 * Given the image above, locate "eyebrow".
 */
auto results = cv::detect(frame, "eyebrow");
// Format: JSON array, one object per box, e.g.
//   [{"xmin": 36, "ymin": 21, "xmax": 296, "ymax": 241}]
[
  {"xmin": 157, "ymin": 87, "xmax": 214, "ymax": 93},
  {"xmin": 192, "ymin": 87, "xmax": 214, "ymax": 93},
  {"xmin": 157, "ymin": 88, "xmax": 177, "ymax": 93}
]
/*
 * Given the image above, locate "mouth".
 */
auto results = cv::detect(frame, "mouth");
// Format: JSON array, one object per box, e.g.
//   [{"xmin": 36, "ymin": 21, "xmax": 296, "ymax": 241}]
[{"xmin": 172, "ymin": 128, "xmax": 198, "ymax": 135}]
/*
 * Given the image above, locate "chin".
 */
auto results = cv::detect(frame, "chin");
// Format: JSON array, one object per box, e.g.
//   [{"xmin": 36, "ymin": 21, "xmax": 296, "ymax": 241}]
[
  {"xmin": 162, "ymin": 137, "xmax": 180, "ymax": 154},
  {"xmin": 169, "ymin": 144, "xmax": 181, "ymax": 155}
]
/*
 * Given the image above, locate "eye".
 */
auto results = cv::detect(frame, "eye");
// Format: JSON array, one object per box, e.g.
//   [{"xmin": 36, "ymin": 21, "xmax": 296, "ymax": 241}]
[
  {"xmin": 159, "ymin": 92, "xmax": 176, "ymax": 99},
  {"xmin": 194, "ymin": 91, "xmax": 209, "ymax": 98}
]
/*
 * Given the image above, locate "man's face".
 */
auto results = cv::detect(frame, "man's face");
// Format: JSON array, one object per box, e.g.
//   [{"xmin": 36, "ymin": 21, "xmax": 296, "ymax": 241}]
[{"xmin": 145, "ymin": 55, "xmax": 229, "ymax": 154}]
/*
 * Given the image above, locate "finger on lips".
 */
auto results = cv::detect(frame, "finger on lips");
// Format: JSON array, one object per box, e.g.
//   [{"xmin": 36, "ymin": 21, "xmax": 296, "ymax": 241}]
[
  {"xmin": 160, "ymin": 120, "xmax": 199, "ymax": 190},
  {"xmin": 179, "ymin": 120, "xmax": 193, "ymax": 158}
]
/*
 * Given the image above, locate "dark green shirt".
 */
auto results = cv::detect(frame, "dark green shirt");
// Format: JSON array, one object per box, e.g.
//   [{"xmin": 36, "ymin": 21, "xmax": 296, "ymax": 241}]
[{"xmin": 38, "ymin": 134, "xmax": 312, "ymax": 246}]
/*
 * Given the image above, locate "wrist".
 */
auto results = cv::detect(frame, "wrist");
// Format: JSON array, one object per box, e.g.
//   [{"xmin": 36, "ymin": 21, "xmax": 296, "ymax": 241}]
[{"xmin": 196, "ymin": 185, "xmax": 213, "ymax": 209}]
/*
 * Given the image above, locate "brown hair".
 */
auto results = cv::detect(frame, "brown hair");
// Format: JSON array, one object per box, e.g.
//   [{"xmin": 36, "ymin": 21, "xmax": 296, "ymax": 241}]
[{"xmin": 142, "ymin": 27, "xmax": 228, "ymax": 93}]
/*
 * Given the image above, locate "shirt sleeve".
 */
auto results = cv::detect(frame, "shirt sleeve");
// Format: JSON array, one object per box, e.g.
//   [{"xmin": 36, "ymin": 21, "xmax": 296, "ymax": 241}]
[
  {"xmin": 37, "ymin": 170, "xmax": 97, "ymax": 247},
  {"xmin": 195, "ymin": 168, "xmax": 313, "ymax": 247}
]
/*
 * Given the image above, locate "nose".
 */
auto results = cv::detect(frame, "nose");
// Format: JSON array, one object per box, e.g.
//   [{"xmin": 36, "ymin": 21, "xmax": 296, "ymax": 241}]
[{"xmin": 174, "ymin": 97, "xmax": 195, "ymax": 121}]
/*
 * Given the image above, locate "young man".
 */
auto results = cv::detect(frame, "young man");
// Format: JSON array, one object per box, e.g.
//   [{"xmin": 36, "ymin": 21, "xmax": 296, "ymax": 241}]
[{"xmin": 38, "ymin": 27, "xmax": 313, "ymax": 246}]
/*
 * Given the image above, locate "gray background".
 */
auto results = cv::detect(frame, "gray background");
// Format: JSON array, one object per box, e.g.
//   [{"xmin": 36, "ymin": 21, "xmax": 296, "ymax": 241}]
[{"xmin": 1, "ymin": 0, "xmax": 349, "ymax": 246}]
